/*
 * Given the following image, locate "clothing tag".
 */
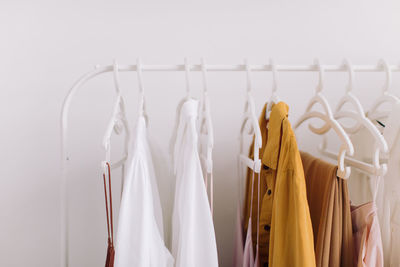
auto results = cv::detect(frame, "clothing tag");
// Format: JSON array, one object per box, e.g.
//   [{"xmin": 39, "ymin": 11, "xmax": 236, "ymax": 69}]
[{"xmin": 376, "ymin": 120, "xmax": 385, "ymax": 128}]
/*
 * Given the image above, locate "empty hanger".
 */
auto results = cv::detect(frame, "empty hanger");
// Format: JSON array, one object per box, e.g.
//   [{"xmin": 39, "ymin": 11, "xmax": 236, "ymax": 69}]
[
  {"xmin": 367, "ymin": 59, "xmax": 400, "ymax": 122},
  {"xmin": 319, "ymin": 58, "xmax": 388, "ymax": 176},
  {"xmin": 184, "ymin": 57, "xmax": 191, "ymax": 100},
  {"xmin": 239, "ymin": 59, "xmax": 262, "ymax": 173},
  {"xmin": 265, "ymin": 58, "xmax": 281, "ymax": 120},
  {"xmin": 199, "ymin": 58, "xmax": 214, "ymax": 172},
  {"xmin": 294, "ymin": 58, "xmax": 354, "ymax": 179},
  {"xmin": 198, "ymin": 57, "xmax": 215, "ymax": 214},
  {"xmin": 102, "ymin": 60, "xmax": 130, "ymax": 171}
]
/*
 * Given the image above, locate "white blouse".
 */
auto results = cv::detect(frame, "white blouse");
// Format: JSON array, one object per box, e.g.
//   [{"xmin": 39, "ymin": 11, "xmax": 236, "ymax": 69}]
[
  {"xmin": 171, "ymin": 99, "xmax": 219, "ymax": 267},
  {"xmin": 114, "ymin": 116, "xmax": 173, "ymax": 267}
]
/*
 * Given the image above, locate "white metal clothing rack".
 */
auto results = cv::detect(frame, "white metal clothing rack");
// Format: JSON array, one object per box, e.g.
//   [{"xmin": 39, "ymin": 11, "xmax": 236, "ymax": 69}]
[{"xmin": 60, "ymin": 62, "xmax": 400, "ymax": 267}]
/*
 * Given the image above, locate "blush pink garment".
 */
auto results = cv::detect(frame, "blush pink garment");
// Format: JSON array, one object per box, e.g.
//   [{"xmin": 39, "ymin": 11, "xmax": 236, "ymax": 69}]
[
  {"xmin": 243, "ymin": 218, "xmax": 255, "ymax": 267},
  {"xmin": 351, "ymin": 202, "xmax": 384, "ymax": 267},
  {"xmin": 233, "ymin": 204, "xmax": 244, "ymax": 267},
  {"xmin": 242, "ymin": 169, "xmax": 259, "ymax": 267}
]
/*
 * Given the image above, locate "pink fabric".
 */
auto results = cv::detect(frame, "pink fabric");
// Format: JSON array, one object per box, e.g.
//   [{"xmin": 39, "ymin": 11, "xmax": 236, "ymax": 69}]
[
  {"xmin": 243, "ymin": 218, "xmax": 255, "ymax": 267},
  {"xmin": 233, "ymin": 205, "xmax": 244, "ymax": 267},
  {"xmin": 254, "ymin": 247, "xmax": 259, "ymax": 267},
  {"xmin": 241, "ymin": 168, "xmax": 259, "ymax": 267},
  {"xmin": 351, "ymin": 202, "xmax": 384, "ymax": 267}
]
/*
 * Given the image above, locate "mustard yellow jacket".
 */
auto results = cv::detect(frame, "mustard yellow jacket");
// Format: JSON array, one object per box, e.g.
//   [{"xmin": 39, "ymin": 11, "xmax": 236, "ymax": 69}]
[{"xmin": 243, "ymin": 102, "xmax": 316, "ymax": 267}]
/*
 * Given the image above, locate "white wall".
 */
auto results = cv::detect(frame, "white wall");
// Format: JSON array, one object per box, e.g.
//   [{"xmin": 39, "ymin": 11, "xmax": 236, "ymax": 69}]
[{"xmin": 1, "ymin": 0, "xmax": 400, "ymax": 266}]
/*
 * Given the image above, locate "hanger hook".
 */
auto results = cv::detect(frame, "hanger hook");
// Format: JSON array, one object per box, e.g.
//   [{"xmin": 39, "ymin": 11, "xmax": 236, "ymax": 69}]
[
  {"xmin": 269, "ymin": 58, "xmax": 278, "ymax": 94},
  {"xmin": 113, "ymin": 59, "xmax": 121, "ymax": 94},
  {"xmin": 314, "ymin": 58, "xmax": 324, "ymax": 93},
  {"xmin": 136, "ymin": 58, "xmax": 144, "ymax": 94},
  {"xmin": 184, "ymin": 57, "xmax": 191, "ymax": 99},
  {"xmin": 244, "ymin": 59, "xmax": 253, "ymax": 93},
  {"xmin": 136, "ymin": 57, "xmax": 145, "ymax": 115},
  {"xmin": 378, "ymin": 59, "xmax": 392, "ymax": 94},
  {"xmin": 342, "ymin": 58, "xmax": 355, "ymax": 93},
  {"xmin": 201, "ymin": 57, "xmax": 208, "ymax": 93}
]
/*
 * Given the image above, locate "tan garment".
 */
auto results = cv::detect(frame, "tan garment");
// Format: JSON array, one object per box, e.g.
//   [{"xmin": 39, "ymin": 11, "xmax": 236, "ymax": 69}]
[{"xmin": 300, "ymin": 152, "xmax": 354, "ymax": 267}]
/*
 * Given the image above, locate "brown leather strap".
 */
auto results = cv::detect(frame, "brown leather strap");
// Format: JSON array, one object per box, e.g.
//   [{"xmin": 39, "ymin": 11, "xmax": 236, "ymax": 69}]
[{"xmin": 103, "ymin": 162, "xmax": 114, "ymax": 246}]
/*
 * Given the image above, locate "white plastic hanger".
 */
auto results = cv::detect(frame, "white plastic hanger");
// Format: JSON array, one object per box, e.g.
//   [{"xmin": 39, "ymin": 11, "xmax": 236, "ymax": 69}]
[
  {"xmin": 367, "ymin": 59, "xmax": 400, "ymax": 122},
  {"xmin": 136, "ymin": 57, "xmax": 149, "ymax": 124},
  {"xmin": 169, "ymin": 57, "xmax": 194, "ymax": 172},
  {"xmin": 319, "ymin": 58, "xmax": 388, "ymax": 176},
  {"xmin": 184, "ymin": 57, "xmax": 191, "ymax": 100},
  {"xmin": 102, "ymin": 60, "xmax": 130, "ymax": 171},
  {"xmin": 199, "ymin": 58, "xmax": 214, "ymax": 173},
  {"xmin": 265, "ymin": 58, "xmax": 281, "ymax": 120},
  {"xmin": 239, "ymin": 59, "xmax": 262, "ymax": 173},
  {"xmin": 294, "ymin": 58, "xmax": 354, "ymax": 179},
  {"xmin": 198, "ymin": 58, "xmax": 215, "ymax": 214}
]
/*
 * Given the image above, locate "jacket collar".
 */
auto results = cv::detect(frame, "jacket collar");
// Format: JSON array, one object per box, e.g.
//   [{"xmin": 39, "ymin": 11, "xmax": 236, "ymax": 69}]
[{"xmin": 262, "ymin": 102, "xmax": 289, "ymax": 170}]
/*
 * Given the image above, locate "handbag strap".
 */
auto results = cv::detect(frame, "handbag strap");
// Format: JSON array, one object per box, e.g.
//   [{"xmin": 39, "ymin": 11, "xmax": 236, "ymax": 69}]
[{"xmin": 103, "ymin": 162, "xmax": 114, "ymax": 246}]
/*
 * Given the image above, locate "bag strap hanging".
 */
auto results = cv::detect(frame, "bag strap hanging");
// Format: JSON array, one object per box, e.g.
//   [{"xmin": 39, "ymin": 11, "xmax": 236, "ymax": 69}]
[{"xmin": 103, "ymin": 162, "xmax": 115, "ymax": 267}]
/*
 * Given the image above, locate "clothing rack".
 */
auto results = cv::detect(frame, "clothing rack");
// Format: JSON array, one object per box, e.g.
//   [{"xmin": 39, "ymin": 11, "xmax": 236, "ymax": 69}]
[
  {"xmin": 89, "ymin": 63, "xmax": 400, "ymax": 72},
  {"xmin": 60, "ymin": 61, "xmax": 400, "ymax": 267}
]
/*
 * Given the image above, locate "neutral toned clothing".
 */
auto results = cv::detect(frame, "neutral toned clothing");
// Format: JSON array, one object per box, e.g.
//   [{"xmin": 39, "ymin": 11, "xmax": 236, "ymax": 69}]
[
  {"xmin": 244, "ymin": 169, "xmax": 260, "ymax": 267},
  {"xmin": 243, "ymin": 102, "xmax": 316, "ymax": 267},
  {"xmin": 348, "ymin": 102, "xmax": 400, "ymax": 266},
  {"xmin": 300, "ymin": 152, "xmax": 354, "ymax": 267},
  {"xmin": 351, "ymin": 202, "xmax": 384, "ymax": 267},
  {"xmin": 233, "ymin": 204, "xmax": 245, "ymax": 267},
  {"xmin": 375, "ymin": 102, "xmax": 400, "ymax": 266},
  {"xmin": 114, "ymin": 116, "xmax": 173, "ymax": 267},
  {"xmin": 389, "ymin": 205, "xmax": 400, "ymax": 266},
  {"xmin": 171, "ymin": 99, "xmax": 218, "ymax": 267},
  {"xmin": 343, "ymin": 124, "xmax": 385, "ymax": 267},
  {"xmin": 243, "ymin": 217, "xmax": 256, "ymax": 267}
]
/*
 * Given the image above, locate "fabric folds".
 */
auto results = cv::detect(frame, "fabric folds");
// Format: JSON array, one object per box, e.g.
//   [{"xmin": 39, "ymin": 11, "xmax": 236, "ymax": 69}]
[
  {"xmin": 171, "ymin": 99, "xmax": 219, "ymax": 267},
  {"xmin": 300, "ymin": 152, "xmax": 354, "ymax": 267},
  {"xmin": 114, "ymin": 116, "xmax": 173, "ymax": 267}
]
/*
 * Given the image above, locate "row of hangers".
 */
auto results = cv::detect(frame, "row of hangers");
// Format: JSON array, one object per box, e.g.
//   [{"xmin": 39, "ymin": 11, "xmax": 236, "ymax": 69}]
[
  {"xmin": 60, "ymin": 57, "xmax": 400, "ymax": 266},
  {"xmin": 101, "ymin": 57, "xmax": 399, "ymax": 181},
  {"xmin": 240, "ymin": 58, "xmax": 400, "ymax": 180},
  {"xmin": 101, "ymin": 58, "xmax": 215, "ymax": 190}
]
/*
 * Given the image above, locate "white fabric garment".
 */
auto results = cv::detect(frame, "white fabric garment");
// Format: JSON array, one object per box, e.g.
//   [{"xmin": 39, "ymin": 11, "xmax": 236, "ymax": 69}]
[
  {"xmin": 114, "ymin": 116, "xmax": 174, "ymax": 267},
  {"xmin": 348, "ymin": 102, "xmax": 400, "ymax": 266},
  {"xmin": 171, "ymin": 99, "xmax": 219, "ymax": 267},
  {"xmin": 377, "ymin": 103, "xmax": 400, "ymax": 266}
]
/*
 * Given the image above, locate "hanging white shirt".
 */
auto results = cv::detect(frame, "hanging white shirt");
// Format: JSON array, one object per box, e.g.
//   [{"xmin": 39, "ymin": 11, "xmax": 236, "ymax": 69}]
[
  {"xmin": 114, "ymin": 116, "xmax": 174, "ymax": 267},
  {"xmin": 171, "ymin": 99, "xmax": 219, "ymax": 267}
]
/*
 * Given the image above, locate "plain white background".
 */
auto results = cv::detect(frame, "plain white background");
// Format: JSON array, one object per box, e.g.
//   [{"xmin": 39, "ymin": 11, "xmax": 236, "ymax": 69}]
[{"xmin": 2, "ymin": 0, "xmax": 400, "ymax": 266}]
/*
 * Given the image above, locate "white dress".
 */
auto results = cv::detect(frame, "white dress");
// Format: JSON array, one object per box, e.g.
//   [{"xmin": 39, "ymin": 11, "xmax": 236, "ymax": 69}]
[
  {"xmin": 348, "ymin": 102, "xmax": 400, "ymax": 266},
  {"xmin": 171, "ymin": 99, "xmax": 219, "ymax": 267},
  {"xmin": 114, "ymin": 116, "xmax": 174, "ymax": 267}
]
